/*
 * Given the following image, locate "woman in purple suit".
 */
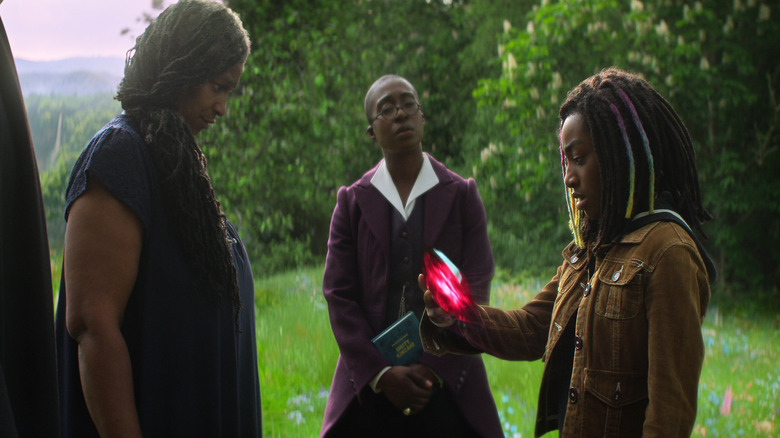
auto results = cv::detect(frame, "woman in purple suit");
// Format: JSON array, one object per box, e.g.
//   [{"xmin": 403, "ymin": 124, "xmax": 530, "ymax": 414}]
[{"xmin": 320, "ymin": 74, "xmax": 503, "ymax": 438}]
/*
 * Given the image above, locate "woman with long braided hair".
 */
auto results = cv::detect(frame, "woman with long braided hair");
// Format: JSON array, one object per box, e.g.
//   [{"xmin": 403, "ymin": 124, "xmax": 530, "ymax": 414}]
[
  {"xmin": 55, "ymin": 2, "xmax": 260, "ymax": 436},
  {"xmin": 420, "ymin": 68, "xmax": 716, "ymax": 436}
]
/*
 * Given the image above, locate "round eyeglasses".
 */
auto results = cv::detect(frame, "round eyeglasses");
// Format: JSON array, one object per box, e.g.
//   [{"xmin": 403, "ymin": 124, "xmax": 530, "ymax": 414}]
[{"xmin": 372, "ymin": 101, "xmax": 421, "ymax": 122}]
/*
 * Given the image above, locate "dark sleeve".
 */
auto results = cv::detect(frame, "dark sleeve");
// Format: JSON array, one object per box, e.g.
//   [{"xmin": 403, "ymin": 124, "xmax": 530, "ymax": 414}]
[
  {"xmin": 64, "ymin": 118, "xmax": 152, "ymax": 231},
  {"xmin": 322, "ymin": 187, "xmax": 390, "ymax": 392}
]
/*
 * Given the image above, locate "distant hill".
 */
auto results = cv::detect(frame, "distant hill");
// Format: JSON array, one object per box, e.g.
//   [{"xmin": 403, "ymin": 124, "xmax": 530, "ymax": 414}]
[{"xmin": 14, "ymin": 57, "xmax": 124, "ymax": 96}]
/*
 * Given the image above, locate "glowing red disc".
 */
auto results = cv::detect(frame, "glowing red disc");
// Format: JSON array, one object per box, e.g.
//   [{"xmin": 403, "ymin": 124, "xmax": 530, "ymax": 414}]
[{"xmin": 422, "ymin": 248, "xmax": 478, "ymax": 323}]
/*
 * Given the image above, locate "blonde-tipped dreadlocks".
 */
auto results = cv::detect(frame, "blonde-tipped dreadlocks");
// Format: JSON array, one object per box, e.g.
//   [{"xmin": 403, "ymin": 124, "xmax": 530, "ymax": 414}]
[{"xmin": 559, "ymin": 67, "xmax": 710, "ymax": 250}]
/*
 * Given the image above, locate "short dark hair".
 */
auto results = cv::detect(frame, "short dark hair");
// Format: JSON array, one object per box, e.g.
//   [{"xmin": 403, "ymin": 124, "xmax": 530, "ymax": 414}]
[
  {"xmin": 559, "ymin": 67, "xmax": 711, "ymax": 248},
  {"xmin": 364, "ymin": 74, "xmax": 419, "ymax": 125}
]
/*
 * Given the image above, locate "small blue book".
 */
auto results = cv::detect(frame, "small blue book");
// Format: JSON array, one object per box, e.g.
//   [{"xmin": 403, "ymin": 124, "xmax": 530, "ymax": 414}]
[{"xmin": 371, "ymin": 311, "xmax": 423, "ymax": 365}]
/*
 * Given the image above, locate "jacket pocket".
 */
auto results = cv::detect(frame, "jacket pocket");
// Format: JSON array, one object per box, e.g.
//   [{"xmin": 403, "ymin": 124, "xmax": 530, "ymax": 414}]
[
  {"xmin": 583, "ymin": 369, "xmax": 648, "ymax": 437},
  {"xmin": 594, "ymin": 260, "xmax": 644, "ymax": 319},
  {"xmin": 584, "ymin": 368, "xmax": 647, "ymax": 407}
]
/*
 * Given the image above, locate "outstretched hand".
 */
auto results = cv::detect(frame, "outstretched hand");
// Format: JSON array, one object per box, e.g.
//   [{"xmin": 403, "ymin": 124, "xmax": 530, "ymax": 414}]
[
  {"xmin": 377, "ymin": 364, "xmax": 435, "ymax": 415},
  {"xmin": 418, "ymin": 273, "xmax": 456, "ymax": 327}
]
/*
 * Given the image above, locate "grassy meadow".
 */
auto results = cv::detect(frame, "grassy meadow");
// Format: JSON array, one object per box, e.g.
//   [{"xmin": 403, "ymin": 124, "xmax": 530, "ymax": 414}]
[
  {"xmin": 49, "ymin": 254, "xmax": 777, "ymax": 437},
  {"xmin": 255, "ymin": 266, "xmax": 779, "ymax": 438}
]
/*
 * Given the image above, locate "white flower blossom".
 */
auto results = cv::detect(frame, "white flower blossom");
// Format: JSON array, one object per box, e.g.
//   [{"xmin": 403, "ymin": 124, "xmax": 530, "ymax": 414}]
[
  {"xmin": 700, "ymin": 57, "xmax": 710, "ymax": 70},
  {"xmin": 527, "ymin": 62, "xmax": 536, "ymax": 77},
  {"xmin": 723, "ymin": 16, "xmax": 734, "ymax": 34},
  {"xmin": 527, "ymin": 21, "xmax": 535, "ymax": 34},
  {"xmin": 490, "ymin": 176, "xmax": 497, "ymax": 189},
  {"xmin": 759, "ymin": 4, "xmax": 770, "ymax": 21},
  {"xmin": 503, "ymin": 20, "xmax": 512, "ymax": 33},
  {"xmin": 536, "ymin": 106, "xmax": 546, "ymax": 120},
  {"xmin": 552, "ymin": 71, "xmax": 562, "ymax": 90},
  {"xmin": 665, "ymin": 75, "xmax": 674, "ymax": 87},
  {"xmin": 655, "ymin": 19, "xmax": 669, "ymax": 37},
  {"xmin": 678, "ymin": 35, "xmax": 685, "ymax": 46},
  {"xmin": 734, "ymin": 0, "xmax": 744, "ymax": 12},
  {"xmin": 695, "ymin": 2, "xmax": 703, "ymax": 12},
  {"xmin": 631, "ymin": 0, "xmax": 644, "ymax": 12},
  {"xmin": 530, "ymin": 87, "xmax": 540, "ymax": 101},
  {"xmin": 507, "ymin": 53, "xmax": 517, "ymax": 71},
  {"xmin": 498, "ymin": 44, "xmax": 504, "ymax": 57}
]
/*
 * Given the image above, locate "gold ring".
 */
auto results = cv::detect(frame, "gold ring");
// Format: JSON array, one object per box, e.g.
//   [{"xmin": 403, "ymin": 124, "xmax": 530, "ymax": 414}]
[{"xmin": 403, "ymin": 407, "xmax": 411, "ymax": 416}]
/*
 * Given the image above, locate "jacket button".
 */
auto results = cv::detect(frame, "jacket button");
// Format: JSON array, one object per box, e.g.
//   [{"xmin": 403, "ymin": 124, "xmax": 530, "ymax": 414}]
[
  {"xmin": 570, "ymin": 255, "xmax": 579, "ymax": 264},
  {"xmin": 583, "ymin": 283, "xmax": 591, "ymax": 297},
  {"xmin": 569, "ymin": 387, "xmax": 578, "ymax": 404},
  {"xmin": 614, "ymin": 391, "xmax": 622, "ymax": 402},
  {"xmin": 574, "ymin": 335, "xmax": 583, "ymax": 350}
]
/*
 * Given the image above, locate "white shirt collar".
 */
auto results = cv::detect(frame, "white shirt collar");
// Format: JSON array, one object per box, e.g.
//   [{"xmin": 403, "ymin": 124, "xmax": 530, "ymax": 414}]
[{"xmin": 371, "ymin": 153, "xmax": 439, "ymax": 220}]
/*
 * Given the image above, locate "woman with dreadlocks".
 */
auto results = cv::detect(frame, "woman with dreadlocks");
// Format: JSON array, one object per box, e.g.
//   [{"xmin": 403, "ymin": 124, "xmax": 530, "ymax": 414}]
[
  {"xmin": 55, "ymin": 1, "xmax": 260, "ymax": 437},
  {"xmin": 419, "ymin": 68, "xmax": 716, "ymax": 437}
]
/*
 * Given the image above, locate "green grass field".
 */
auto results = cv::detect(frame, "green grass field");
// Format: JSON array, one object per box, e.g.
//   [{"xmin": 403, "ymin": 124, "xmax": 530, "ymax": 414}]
[{"xmin": 255, "ymin": 266, "xmax": 779, "ymax": 437}]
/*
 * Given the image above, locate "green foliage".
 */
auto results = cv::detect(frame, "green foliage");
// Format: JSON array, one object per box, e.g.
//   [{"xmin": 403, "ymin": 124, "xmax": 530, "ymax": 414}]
[
  {"xmin": 204, "ymin": 0, "xmax": 534, "ymax": 275},
  {"xmin": 475, "ymin": 0, "xmax": 780, "ymax": 295},
  {"xmin": 26, "ymin": 94, "xmax": 122, "ymax": 248}
]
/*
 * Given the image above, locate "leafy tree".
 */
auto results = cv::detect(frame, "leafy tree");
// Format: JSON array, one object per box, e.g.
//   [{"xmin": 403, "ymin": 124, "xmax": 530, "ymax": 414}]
[
  {"xmin": 26, "ymin": 94, "xmax": 121, "ymax": 248},
  {"xmin": 474, "ymin": 0, "xmax": 779, "ymax": 296},
  {"xmin": 205, "ymin": 0, "xmax": 533, "ymax": 273}
]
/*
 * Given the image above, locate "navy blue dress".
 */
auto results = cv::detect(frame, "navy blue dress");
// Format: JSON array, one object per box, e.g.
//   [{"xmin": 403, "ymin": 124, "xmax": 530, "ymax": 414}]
[{"xmin": 55, "ymin": 114, "xmax": 262, "ymax": 437}]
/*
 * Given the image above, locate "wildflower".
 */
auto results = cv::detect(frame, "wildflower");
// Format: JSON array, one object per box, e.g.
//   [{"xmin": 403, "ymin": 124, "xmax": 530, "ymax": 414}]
[
  {"xmin": 527, "ymin": 20, "xmax": 535, "ymax": 34},
  {"xmin": 631, "ymin": 0, "xmax": 644, "ymax": 12},
  {"xmin": 503, "ymin": 19, "xmax": 512, "ymax": 33},
  {"xmin": 498, "ymin": 44, "xmax": 504, "ymax": 57},
  {"xmin": 734, "ymin": 0, "xmax": 744, "ymax": 12},
  {"xmin": 665, "ymin": 75, "xmax": 674, "ymax": 87},
  {"xmin": 719, "ymin": 387, "xmax": 732, "ymax": 415},
  {"xmin": 700, "ymin": 57, "xmax": 710, "ymax": 70},
  {"xmin": 490, "ymin": 176, "xmax": 497, "ymax": 189}
]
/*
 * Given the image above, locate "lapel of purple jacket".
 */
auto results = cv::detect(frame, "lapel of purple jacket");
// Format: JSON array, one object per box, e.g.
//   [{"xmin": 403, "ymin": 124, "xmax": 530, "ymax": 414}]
[{"xmin": 352, "ymin": 153, "xmax": 457, "ymax": 264}]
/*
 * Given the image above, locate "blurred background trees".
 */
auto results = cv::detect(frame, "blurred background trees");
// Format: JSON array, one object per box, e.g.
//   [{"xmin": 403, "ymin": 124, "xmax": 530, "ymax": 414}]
[{"xmin": 32, "ymin": 0, "xmax": 779, "ymax": 302}]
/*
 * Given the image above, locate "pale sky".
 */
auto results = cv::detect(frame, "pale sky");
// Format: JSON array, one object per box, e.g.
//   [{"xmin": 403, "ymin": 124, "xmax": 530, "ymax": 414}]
[{"xmin": 0, "ymin": 0, "xmax": 180, "ymax": 61}]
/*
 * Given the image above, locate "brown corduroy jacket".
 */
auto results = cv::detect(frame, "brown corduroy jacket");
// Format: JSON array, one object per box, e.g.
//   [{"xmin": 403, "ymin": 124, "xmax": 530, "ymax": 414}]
[{"xmin": 422, "ymin": 221, "xmax": 711, "ymax": 437}]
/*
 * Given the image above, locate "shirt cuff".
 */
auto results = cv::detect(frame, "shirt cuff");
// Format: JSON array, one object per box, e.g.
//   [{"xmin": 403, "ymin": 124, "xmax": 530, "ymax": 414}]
[{"xmin": 370, "ymin": 366, "xmax": 392, "ymax": 393}]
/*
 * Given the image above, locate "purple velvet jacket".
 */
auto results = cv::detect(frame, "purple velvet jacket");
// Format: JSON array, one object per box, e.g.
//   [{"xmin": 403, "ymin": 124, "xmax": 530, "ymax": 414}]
[{"xmin": 320, "ymin": 155, "xmax": 503, "ymax": 437}]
